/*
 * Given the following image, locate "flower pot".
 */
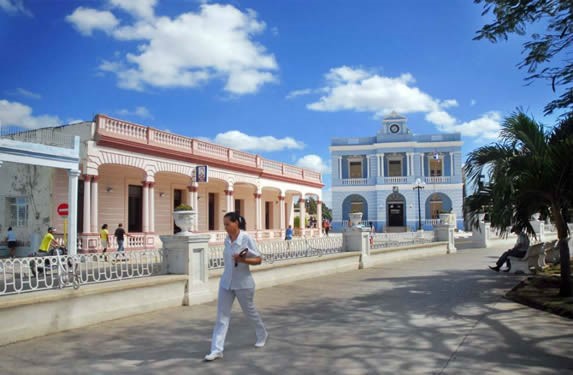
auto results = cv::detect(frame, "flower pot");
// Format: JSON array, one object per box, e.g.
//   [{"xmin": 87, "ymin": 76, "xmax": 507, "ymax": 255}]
[
  {"xmin": 173, "ymin": 210, "xmax": 196, "ymax": 235},
  {"xmin": 349, "ymin": 212, "xmax": 363, "ymax": 227}
]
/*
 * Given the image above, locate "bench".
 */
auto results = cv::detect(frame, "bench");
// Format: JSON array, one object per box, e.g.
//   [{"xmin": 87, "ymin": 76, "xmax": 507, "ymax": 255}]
[{"xmin": 508, "ymin": 242, "xmax": 547, "ymax": 274}]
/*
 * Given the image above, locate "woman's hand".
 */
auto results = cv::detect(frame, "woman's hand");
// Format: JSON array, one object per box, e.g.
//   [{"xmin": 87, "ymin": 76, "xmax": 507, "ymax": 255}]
[{"xmin": 232, "ymin": 254, "xmax": 262, "ymax": 265}]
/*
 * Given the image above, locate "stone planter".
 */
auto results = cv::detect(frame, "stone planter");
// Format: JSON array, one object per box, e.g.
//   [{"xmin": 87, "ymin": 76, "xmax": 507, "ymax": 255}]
[
  {"xmin": 173, "ymin": 210, "xmax": 196, "ymax": 235},
  {"xmin": 349, "ymin": 212, "xmax": 363, "ymax": 227}
]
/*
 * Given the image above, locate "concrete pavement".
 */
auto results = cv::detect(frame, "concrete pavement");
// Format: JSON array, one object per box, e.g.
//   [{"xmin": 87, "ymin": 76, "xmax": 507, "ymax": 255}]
[{"xmin": 0, "ymin": 244, "xmax": 571, "ymax": 374}]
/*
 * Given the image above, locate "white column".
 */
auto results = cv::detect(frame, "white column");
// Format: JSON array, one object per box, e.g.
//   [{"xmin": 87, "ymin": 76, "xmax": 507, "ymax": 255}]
[
  {"xmin": 189, "ymin": 183, "xmax": 198, "ymax": 231},
  {"xmin": 67, "ymin": 169, "xmax": 81, "ymax": 256},
  {"xmin": 279, "ymin": 194, "xmax": 286, "ymax": 230},
  {"xmin": 338, "ymin": 157, "xmax": 342, "ymax": 179},
  {"xmin": 149, "ymin": 182, "xmax": 155, "ymax": 232},
  {"xmin": 380, "ymin": 153, "xmax": 385, "ymax": 177},
  {"xmin": 83, "ymin": 175, "xmax": 91, "ymax": 233},
  {"xmin": 365, "ymin": 156, "xmax": 369, "ymax": 178},
  {"xmin": 317, "ymin": 200, "xmax": 323, "ymax": 237},
  {"xmin": 90, "ymin": 176, "xmax": 99, "ymax": 233},
  {"xmin": 142, "ymin": 182, "xmax": 149, "ymax": 232},
  {"xmin": 299, "ymin": 197, "xmax": 306, "ymax": 231},
  {"xmin": 450, "ymin": 152, "xmax": 454, "ymax": 176},
  {"xmin": 420, "ymin": 153, "xmax": 424, "ymax": 177},
  {"xmin": 225, "ymin": 187, "xmax": 234, "ymax": 213},
  {"xmin": 254, "ymin": 192, "xmax": 262, "ymax": 230},
  {"xmin": 406, "ymin": 153, "xmax": 411, "ymax": 176}
]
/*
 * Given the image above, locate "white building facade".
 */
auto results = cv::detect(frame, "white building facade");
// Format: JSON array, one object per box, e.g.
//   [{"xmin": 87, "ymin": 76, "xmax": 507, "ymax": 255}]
[{"xmin": 330, "ymin": 112, "xmax": 464, "ymax": 232}]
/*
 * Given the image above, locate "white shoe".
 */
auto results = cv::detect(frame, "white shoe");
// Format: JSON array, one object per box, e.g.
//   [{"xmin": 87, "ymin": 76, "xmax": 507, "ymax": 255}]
[
  {"xmin": 204, "ymin": 352, "xmax": 223, "ymax": 361},
  {"xmin": 255, "ymin": 333, "xmax": 268, "ymax": 348}
]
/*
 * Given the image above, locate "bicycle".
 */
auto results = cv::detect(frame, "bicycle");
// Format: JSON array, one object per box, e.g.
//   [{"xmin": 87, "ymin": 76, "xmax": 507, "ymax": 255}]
[{"xmin": 29, "ymin": 246, "xmax": 81, "ymax": 290}]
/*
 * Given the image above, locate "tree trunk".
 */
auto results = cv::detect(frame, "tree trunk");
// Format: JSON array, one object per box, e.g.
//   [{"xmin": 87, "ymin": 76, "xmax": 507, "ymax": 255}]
[{"xmin": 552, "ymin": 202, "xmax": 571, "ymax": 297}]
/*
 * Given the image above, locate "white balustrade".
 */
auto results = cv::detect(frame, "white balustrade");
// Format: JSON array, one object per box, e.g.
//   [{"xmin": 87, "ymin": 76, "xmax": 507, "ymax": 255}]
[
  {"xmin": 384, "ymin": 176, "xmax": 408, "ymax": 184},
  {"xmin": 341, "ymin": 178, "xmax": 367, "ymax": 185},
  {"xmin": 424, "ymin": 176, "xmax": 451, "ymax": 184}
]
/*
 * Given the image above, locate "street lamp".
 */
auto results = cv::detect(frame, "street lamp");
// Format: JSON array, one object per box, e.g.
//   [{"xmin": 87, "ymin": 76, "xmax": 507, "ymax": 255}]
[{"xmin": 413, "ymin": 178, "xmax": 425, "ymax": 231}]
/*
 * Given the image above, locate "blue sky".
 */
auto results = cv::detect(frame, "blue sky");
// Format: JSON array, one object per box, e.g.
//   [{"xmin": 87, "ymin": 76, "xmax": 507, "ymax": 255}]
[{"xmin": 0, "ymin": 0, "xmax": 562, "ymax": 206}]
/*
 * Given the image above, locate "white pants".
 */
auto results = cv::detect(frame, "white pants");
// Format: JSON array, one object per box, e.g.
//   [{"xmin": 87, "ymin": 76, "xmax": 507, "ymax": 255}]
[{"xmin": 210, "ymin": 287, "xmax": 267, "ymax": 353}]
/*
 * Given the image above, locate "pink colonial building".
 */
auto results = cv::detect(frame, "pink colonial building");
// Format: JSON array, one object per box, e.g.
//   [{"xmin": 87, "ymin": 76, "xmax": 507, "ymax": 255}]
[{"xmin": 47, "ymin": 115, "xmax": 324, "ymax": 251}]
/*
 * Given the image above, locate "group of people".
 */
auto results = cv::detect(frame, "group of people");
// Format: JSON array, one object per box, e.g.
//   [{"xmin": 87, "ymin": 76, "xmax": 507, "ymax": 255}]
[{"xmin": 98, "ymin": 223, "xmax": 129, "ymax": 254}]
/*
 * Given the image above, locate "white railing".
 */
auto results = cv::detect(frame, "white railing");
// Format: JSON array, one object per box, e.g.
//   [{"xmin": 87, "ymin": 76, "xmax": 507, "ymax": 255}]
[
  {"xmin": 384, "ymin": 176, "xmax": 408, "ymax": 184},
  {"xmin": 341, "ymin": 178, "xmax": 367, "ymax": 185},
  {"xmin": 424, "ymin": 176, "xmax": 451, "ymax": 184},
  {"xmin": 424, "ymin": 218, "xmax": 441, "ymax": 226},
  {"xmin": 95, "ymin": 114, "xmax": 322, "ymax": 184},
  {"xmin": 544, "ymin": 223, "xmax": 556, "ymax": 233},
  {"xmin": 371, "ymin": 231, "xmax": 435, "ymax": 249},
  {"xmin": 341, "ymin": 220, "xmax": 371, "ymax": 228},
  {"xmin": 208, "ymin": 236, "xmax": 344, "ymax": 270},
  {"xmin": 0, "ymin": 249, "xmax": 165, "ymax": 296}
]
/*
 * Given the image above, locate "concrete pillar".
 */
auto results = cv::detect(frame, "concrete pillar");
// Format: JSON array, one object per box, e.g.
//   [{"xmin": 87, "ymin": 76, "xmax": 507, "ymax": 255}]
[
  {"xmin": 142, "ymin": 181, "xmax": 149, "ymax": 233},
  {"xmin": 531, "ymin": 219, "xmax": 544, "ymax": 242},
  {"xmin": 160, "ymin": 234, "xmax": 213, "ymax": 306},
  {"xmin": 299, "ymin": 197, "xmax": 306, "ymax": 232},
  {"xmin": 67, "ymin": 169, "xmax": 81, "ymax": 256},
  {"xmin": 472, "ymin": 219, "xmax": 490, "ymax": 248},
  {"xmin": 149, "ymin": 182, "xmax": 155, "ymax": 233},
  {"xmin": 83, "ymin": 175, "xmax": 91, "ymax": 233},
  {"xmin": 225, "ymin": 188, "xmax": 234, "ymax": 213},
  {"xmin": 449, "ymin": 152, "xmax": 454, "ymax": 177},
  {"xmin": 287, "ymin": 195, "xmax": 295, "ymax": 228},
  {"xmin": 434, "ymin": 223, "xmax": 457, "ymax": 253},
  {"xmin": 254, "ymin": 192, "xmax": 262, "ymax": 231},
  {"xmin": 189, "ymin": 183, "xmax": 198, "ymax": 231},
  {"xmin": 278, "ymin": 194, "xmax": 286, "ymax": 230},
  {"xmin": 342, "ymin": 226, "xmax": 371, "ymax": 268},
  {"xmin": 90, "ymin": 176, "xmax": 99, "ymax": 233},
  {"xmin": 419, "ymin": 153, "xmax": 424, "ymax": 177},
  {"xmin": 317, "ymin": 200, "xmax": 323, "ymax": 237},
  {"xmin": 380, "ymin": 153, "xmax": 385, "ymax": 177}
]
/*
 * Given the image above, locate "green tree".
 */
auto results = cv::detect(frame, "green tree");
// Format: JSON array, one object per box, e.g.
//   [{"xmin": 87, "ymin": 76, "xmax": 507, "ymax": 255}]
[
  {"xmin": 465, "ymin": 111, "xmax": 573, "ymax": 296},
  {"xmin": 305, "ymin": 197, "xmax": 333, "ymax": 220},
  {"xmin": 474, "ymin": 0, "xmax": 573, "ymax": 115}
]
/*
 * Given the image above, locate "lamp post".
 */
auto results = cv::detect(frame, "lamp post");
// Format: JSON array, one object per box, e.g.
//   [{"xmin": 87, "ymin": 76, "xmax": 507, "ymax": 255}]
[{"xmin": 413, "ymin": 178, "xmax": 425, "ymax": 231}]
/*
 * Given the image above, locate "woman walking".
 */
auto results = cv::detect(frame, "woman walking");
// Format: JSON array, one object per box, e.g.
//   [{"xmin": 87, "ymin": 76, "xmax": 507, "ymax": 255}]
[{"xmin": 204, "ymin": 212, "xmax": 268, "ymax": 361}]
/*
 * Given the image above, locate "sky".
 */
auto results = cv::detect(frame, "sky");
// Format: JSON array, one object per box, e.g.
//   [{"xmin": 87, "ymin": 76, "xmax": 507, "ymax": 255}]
[{"xmin": 0, "ymin": 0, "xmax": 563, "ymax": 207}]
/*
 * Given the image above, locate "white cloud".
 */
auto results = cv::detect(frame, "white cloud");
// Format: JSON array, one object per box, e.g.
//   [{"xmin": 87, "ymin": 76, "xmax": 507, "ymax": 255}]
[
  {"xmin": 286, "ymin": 89, "xmax": 314, "ymax": 100},
  {"xmin": 5, "ymin": 88, "xmax": 41, "ymax": 99},
  {"xmin": 66, "ymin": 7, "xmax": 119, "ymax": 36},
  {"xmin": 109, "ymin": 0, "xmax": 157, "ymax": 20},
  {"xmin": 470, "ymin": 99, "xmax": 477, "ymax": 106},
  {"xmin": 117, "ymin": 106, "xmax": 153, "ymax": 119},
  {"xmin": 301, "ymin": 66, "xmax": 502, "ymax": 140},
  {"xmin": 307, "ymin": 67, "xmax": 440, "ymax": 116},
  {"xmin": 0, "ymin": 100, "xmax": 61, "ymax": 129},
  {"xmin": 212, "ymin": 130, "xmax": 304, "ymax": 152},
  {"xmin": 296, "ymin": 154, "xmax": 331, "ymax": 175},
  {"xmin": 68, "ymin": 3, "xmax": 278, "ymax": 95},
  {"xmin": 0, "ymin": 0, "xmax": 31, "ymax": 16},
  {"xmin": 426, "ymin": 110, "xmax": 502, "ymax": 141}
]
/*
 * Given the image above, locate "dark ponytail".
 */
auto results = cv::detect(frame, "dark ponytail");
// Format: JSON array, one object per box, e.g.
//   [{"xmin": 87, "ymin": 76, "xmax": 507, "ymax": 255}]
[{"xmin": 224, "ymin": 211, "xmax": 246, "ymax": 230}]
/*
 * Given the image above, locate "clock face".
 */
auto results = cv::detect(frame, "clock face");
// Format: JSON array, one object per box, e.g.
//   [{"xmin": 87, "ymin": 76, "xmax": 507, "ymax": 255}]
[{"xmin": 390, "ymin": 124, "xmax": 400, "ymax": 134}]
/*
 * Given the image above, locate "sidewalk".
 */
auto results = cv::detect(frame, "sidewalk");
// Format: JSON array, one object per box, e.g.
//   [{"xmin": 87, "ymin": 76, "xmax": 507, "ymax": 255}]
[{"xmin": 0, "ymin": 245, "xmax": 571, "ymax": 374}]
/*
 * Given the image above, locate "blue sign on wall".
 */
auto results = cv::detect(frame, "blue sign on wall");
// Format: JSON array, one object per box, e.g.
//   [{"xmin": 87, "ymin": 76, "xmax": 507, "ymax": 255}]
[{"xmin": 196, "ymin": 165, "xmax": 208, "ymax": 183}]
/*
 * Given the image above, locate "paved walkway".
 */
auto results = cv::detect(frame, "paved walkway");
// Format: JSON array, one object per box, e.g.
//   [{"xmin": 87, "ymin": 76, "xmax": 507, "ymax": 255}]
[{"xmin": 1, "ymin": 244, "xmax": 572, "ymax": 374}]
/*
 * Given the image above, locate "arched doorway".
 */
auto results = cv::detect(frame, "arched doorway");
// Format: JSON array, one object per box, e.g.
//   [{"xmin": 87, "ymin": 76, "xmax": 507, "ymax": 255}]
[
  {"xmin": 425, "ymin": 192, "xmax": 453, "ymax": 219},
  {"xmin": 342, "ymin": 194, "xmax": 368, "ymax": 222},
  {"xmin": 386, "ymin": 192, "xmax": 406, "ymax": 227}
]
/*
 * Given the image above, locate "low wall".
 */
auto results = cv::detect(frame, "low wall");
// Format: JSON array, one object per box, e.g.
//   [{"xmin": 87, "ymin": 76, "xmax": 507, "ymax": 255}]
[
  {"xmin": 368, "ymin": 242, "xmax": 448, "ymax": 266},
  {"xmin": 0, "ymin": 275, "xmax": 187, "ymax": 346}
]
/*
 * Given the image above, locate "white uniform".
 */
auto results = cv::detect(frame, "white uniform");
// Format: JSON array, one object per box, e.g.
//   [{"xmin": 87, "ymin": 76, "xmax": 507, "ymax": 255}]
[{"xmin": 210, "ymin": 230, "xmax": 267, "ymax": 353}]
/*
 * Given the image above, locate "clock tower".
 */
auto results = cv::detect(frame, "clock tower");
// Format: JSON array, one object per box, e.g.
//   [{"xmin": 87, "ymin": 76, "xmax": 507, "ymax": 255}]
[{"xmin": 382, "ymin": 111, "xmax": 408, "ymax": 135}]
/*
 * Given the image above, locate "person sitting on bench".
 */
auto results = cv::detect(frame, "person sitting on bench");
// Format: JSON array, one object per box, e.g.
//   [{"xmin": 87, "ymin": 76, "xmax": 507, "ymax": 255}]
[{"xmin": 489, "ymin": 226, "xmax": 530, "ymax": 272}]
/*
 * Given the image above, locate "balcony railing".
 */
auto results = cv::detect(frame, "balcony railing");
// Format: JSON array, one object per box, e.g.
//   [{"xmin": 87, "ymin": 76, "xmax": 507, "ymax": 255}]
[
  {"xmin": 95, "ymin": 115, "xmax": 322, "ymax": 184},
  {"xmin": 341, "ymin": 178, "xmax": 368, "ymax": 185},
  {"xmin": 0, "ymin": 125, "xmax": 77, "ymax": 149},
  {"xmin": 384, "ymin": 176, "xmax": 408, "ymax": 184},
  {"xmin": 425, "ymin": 176, "xmax": 451, "ymax": 184}
]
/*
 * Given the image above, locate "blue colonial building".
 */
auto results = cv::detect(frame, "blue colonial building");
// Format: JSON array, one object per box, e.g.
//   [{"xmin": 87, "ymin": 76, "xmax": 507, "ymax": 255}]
[{"xmin": 330, "ymin": 112, "xmax": 463, "ymax": 232}]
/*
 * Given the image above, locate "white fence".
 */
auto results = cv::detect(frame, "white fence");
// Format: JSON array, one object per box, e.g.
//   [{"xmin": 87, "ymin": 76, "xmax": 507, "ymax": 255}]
[
  {"xmin": 208, "ymin": 236, "xmax": 344, "ymax": 270},
  {"xmin": 0, "ymin": 249, "xmax": 165, "ymax": 296},
  {"xmin": 371, "ymin": 231, "xmax": 435, "ymax": 249}
]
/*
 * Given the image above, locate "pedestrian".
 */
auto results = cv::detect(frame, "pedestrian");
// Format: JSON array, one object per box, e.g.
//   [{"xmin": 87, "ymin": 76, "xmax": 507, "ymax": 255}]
[
  {"xmin": 204, "ymin": 212, "xmax": 268, "ymax": 361},
  {"xmin": 489, "ymin": 226, "xmax": 530, "ymax": 272},
  {"xmin": 323, "ymin": 219, "xmax": 330, "ymax": 236},
  {"xmin": 6, "ymin": 226, "xmax": 17, "ymax": 258},
  {"xmin": 285, "ymin": 225, "xmax": 293, "ymax": 241},
  {"xmin": 100, "ymin": 224, "xmax": 109, "ymax": 254},
  {"xmin": 31, "ymin": 227, "xmax": 59, "ymax": 277},
  {"xmin": 369, "ymin": 222, "xmax": 375, "ymax": 246},
  {"xmin": 114, "ymin": 223, "xmax": 128, "ymax": 259}
]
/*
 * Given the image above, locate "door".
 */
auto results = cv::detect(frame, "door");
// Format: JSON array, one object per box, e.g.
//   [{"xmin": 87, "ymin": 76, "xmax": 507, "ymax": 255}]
[
  {"xmin": 388, "ymin": 203, "xmax": 404, "ymax": 226},
  {"xmin": 128, "ymin": 185, "xmax": 143, "ymax": 232},
  {"xmin": 265, "ymin": 201, "xmax": 272, "ymax": 229},
  {"xmin": 208, "ymin": 193, "xmax": 216, "ymax": 230}
]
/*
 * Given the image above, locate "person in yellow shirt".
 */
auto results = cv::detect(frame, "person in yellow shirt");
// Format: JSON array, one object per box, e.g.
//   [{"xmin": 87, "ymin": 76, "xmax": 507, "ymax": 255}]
[
  {"xmin": 39, "ymin": 227, "xmax": 58, "ymax": 254},
  {"xmin": 100, "ymin": 224, "xmax": 109, "ymax": 253}
]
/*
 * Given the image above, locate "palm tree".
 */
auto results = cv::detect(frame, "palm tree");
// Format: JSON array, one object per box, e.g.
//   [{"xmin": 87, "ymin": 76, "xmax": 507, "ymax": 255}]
[{"xmin": 465, "ymin": 111, "xmax": 573, "ymax": 297}]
